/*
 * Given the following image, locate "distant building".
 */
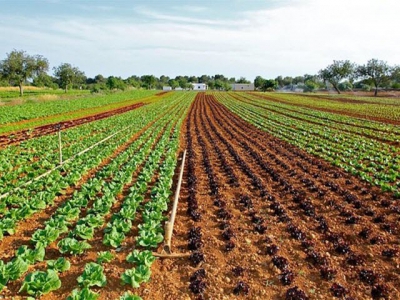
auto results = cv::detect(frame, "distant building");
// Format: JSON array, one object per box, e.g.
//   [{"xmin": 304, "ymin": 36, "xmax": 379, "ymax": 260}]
[
  {"xmin": 162, "ymin": 86, "xmax": 172, "ymax": 91},
  {"xmin": 231, "ymin": 83, "xmax": 255, "ymax": 91},
  {"xmin": 192, "ymin": 83, "xmax": 207, "ymax": 90}
]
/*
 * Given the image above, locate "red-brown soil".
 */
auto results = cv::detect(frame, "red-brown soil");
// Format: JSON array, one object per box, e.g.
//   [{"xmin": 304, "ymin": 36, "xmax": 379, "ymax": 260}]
[
  {"xmin": 145, "ymin": 93, "xmax": 399, "ymax": 299},
  {"xmin": 0, "ymin": 102, "xmax": 145, "ymax": 148}
]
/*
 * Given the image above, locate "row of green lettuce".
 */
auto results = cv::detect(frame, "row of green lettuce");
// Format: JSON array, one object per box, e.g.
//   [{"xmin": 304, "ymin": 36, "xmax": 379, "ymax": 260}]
[
  {"xmin": 0, "ymin": 90, "xmax": 157, "ymax": 125},
  {"xmin": 0, "ymin": 92, "xmax": 184, "ymax": 237},
  {"xmin": 216, "ymin": 92, "xmax": 400, "ymax": 197},
  {"xmin": 0, "ymin": 92, "xmax": 194, "ymax": 298}
]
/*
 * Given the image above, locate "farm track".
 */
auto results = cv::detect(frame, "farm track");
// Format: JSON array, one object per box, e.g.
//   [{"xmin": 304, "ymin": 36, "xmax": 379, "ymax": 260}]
[
  {"xmin": 230, "ymin": 93, "xmax": 399, "ymax": 146},
  {"xmin": 146, "ymin": 92, "xmax": 399, "ymax": 299},
  {"xmin": 0, "ymin": 102, "xmax": 145, "ymax": 147},
  {"xmin": 251, "ymin": 92, "xmax": 400, "ymax": 125}
]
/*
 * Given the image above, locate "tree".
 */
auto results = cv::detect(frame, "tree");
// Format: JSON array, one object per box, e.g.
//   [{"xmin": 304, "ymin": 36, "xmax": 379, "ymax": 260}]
[
  {"xmin": 356, "ymin": 59, "xmax": 392, "ymax": 96},
  {"xmin": 236, "ymin": 77, "xmax": 250, "ymax": 84},
  {"xmin": 106, "ymin": 76, "xmax": 126, "ymax": 90},
  {"xmin": 141, "ymin": 75, "xmax": 157, "ymax": 89},
  {"xmin": 32, "ymin": 73, "xmax": 58, "ymax": 89},
  {"xmin": 292, "ymin": 76, "xmax": 304, "ymax": 85},
  {"xmin": 319, "ymin": 60, "xmax": 354, "ymax": 94},
  {"xmin": 53, "ymin": 63, "xmax": 85, "ymax": 92},
  {"xmin": 261, "ymin": 79, "xmax": 278, "ymax": 92},
  {"xmin": 254, "ymin": 76, "xmax": 265, "ymax": 90},
  {"xmin": 303, "ymin": 80, "xmax": 318, "ymax": 92},
  {"xmin": 168, "ymin": 79, "xmax": 179, "ymax": 89},
  {"xmin": 0, "ymin": 49, "xmax": 49, "ymax": 96},
  {"xmin": 178, "ymin": 77, "xmax": 189, "ymax": 89}
]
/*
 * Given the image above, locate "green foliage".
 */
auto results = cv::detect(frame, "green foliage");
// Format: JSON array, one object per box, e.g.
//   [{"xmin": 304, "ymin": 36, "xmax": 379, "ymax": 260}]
[
  {"xmin": 58, "ymin": 238, "xmax": 91, "ymax": 255},
  {"xmin": 19, "ymin": 270, "xmax": 61, "ymax": 296},
  {"xmin": 0, "ymin": 49, "xmax": 49, "ymax": 96},
  {"xmin": 121, "ymin": 265, "xmax": 151, "ymax": 288},
  {"xmin": 0, "ymin": 261, "xmax": 9, "ymax": 291},
  {"xmin": 261, "ymin": 79, "xmax": 278, "ymax": 92},
  {"xmin": 106, "ymin": 76, "xmax": 126, "ymax": 90},
  {"xmin": 338, "ymin": 81, "xmax": 353, "ymax": 91},
  {"xmin": 96, "ymin": 251, "xmax": 114, "ymax": 264},
  {"xmin": 67, "ymin": 288, "xmax": 99, "ymax": 300},
  {"xmin": 15, "ymin": 244, "xmax": 45, "ymax": 264},
  {"xmin": 77, "ymin": 262, "xmax": 107, "ymax": 288},
  {"xmin": 319, "ymin": 60, "xmax": 354, "ymax": 93},
  {"xmin": 5, "ymin": 256, "xmax": 29, "ymax": 280},
  {"xmin": 53, "ymin": 63, "xmax": 86, "ymax": 92},
  {"xmin": 303, "ymin": 80, "xmax": 318, "ymax": 92},
  {"xmin": 126, "ymin": 250, "xmax": 156, "ymax": 267},
  {"xmin": 103, "ymin": 227, "xmax": 125, "ymax": 248},
  {"xmin": 356, "ymin": 58, "xmax": 392, "ymax": 96},
  {"xmin": 120, "ymin": 292, "xmax": 143, "ymax": 300},
  {"xmin": 136, "ymin": 229, "xmax": 163, "ymax": 248},
  {"xmin": 31, "ymin": 227, "xmax": 60, "ymax": 247},
  {"xmin": 47, "ymin": 257, "xmax": 71, "ymax": 272}
]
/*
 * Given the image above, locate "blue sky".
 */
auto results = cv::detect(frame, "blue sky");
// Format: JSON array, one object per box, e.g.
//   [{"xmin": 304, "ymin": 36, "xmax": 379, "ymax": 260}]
[{"xmin": 1, "ymin": 0, "xmax": 399, "ymax": 80}]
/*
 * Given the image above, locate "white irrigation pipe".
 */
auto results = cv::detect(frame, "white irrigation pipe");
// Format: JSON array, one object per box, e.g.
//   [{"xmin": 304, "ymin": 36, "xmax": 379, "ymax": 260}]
[
  {"xmin": 162, "ymin": 149, "xmax": 187, "ymax": 254},
  {"xmin": 0, "ymin": 124, "xmax": 136, "ymax": 200}
]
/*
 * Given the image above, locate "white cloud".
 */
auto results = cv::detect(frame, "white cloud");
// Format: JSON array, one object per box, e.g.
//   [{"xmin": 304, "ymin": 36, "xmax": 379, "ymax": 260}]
[{"xmin": 1, "ymin": 0, "xmax": 399, "ymax": 79}]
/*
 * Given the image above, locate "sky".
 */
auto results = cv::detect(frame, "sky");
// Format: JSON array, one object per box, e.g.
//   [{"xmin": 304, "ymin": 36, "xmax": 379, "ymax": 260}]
[{"xmin": 0, "ymin": 0, "xmax": 399, "ymax": 80}]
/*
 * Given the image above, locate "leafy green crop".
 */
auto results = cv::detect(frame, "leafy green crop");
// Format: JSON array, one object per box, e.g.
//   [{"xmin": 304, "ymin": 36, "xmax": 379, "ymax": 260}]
[
  {"xmin": 77, "ymin": 262, "xmax": 107, "ymax": 288},
  {"xmin": 47, "ymin": 257, "xmax": 70, "ymax": 272},
  {"xmin": 5, "ymin": 257, "xmax": 29, "ymax": 280},
  {"xmin": 67, "ymin": 287, "xmax": 99, "ymax": 300},
  {"xmin": 120, "ymin": 292, "xmax": 143, "ymax": 300},
  {"xmin": 96, "ymin": 251, "xmax": 114, "ymax": 264},
  {"xmin": 58, "ymin": 238, "xmax": 91, "ymax": 255},
  {"xmin": 19, "ymin": 270, "xmax": 61, "ymax": 296},
  {"xmin": 15, "ymin": 245, "xmax": 45, "ymax": 264},
  {"xmin": 121, "ymin": 265, "xmax": 151, "ymax": 288},
  {"xmin": 126, "ymin": 250, "xmax": 156, "ymax": 267}
]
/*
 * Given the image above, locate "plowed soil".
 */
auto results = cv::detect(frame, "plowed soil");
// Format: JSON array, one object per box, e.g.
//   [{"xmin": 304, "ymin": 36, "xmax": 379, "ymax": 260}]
[
  {"xmin": 145, "ymin": 93, "xmax": 399, "ymax": 299},
  {"xmin": 0, "ymin": 102, "xmax": 145, "ymax": 147}
]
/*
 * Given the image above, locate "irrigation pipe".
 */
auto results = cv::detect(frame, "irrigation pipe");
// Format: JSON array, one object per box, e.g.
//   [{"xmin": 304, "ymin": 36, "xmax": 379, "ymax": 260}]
[
  {"xmin": 162, "ymin": 149, "xmax": 187, "ymax": 254},
  {"xmin": 0, "ymin": 123, "xmax": 136, "ymax": 200}
]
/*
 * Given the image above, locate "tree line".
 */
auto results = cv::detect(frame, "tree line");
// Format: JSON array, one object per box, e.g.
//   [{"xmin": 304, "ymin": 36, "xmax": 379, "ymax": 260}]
[{"xmin": 0, "ymin": 49, "xmax": 399, "ymax": 96}]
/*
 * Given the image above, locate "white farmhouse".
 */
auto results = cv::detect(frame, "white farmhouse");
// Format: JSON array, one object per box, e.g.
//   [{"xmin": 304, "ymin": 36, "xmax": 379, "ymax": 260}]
[
  {"xmin": 231, "ymin": 83, "xmax": 255, "ymax": 91},
  {"xmin": 192, "ymin": 83, "xmax": 207, "ymax": 90},
  {"xmin": 162, "ymin": 86, "xmax": 172, "ymax": 91}
]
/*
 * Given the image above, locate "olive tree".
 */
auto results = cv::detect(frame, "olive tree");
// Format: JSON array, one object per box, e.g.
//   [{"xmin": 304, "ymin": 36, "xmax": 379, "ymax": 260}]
[
  {"xmin": 356, "ymin": 59, "xmax": 391, "ymax": 96},
  {"xmin": 319, "ymin": 60, "xmax": 354, "ymax": 94},
  {"xmin": 0, "ymin": 49, "xmax": 49, "ymax": 96},
  {"xmin": 53, "ymin": 63, "xmax": 85, "ymax": 93}
]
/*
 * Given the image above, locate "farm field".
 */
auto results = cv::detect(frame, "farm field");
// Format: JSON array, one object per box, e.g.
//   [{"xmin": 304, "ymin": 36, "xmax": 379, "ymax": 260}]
[{"xmin": 0, "ymin": 91, "xmax": 399, "ymax": 299}]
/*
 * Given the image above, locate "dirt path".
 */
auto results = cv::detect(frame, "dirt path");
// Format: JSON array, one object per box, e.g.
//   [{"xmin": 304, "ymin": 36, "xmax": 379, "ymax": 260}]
[{"xmin": 145, "ymin": 93, "xmax": 399, "ymax": 299}]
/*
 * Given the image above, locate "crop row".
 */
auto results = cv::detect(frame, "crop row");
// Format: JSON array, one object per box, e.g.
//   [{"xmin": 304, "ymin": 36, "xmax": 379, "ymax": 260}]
[
  {"xmin": 216, "ymin": 92, "xmax": 400, "ymax": 197},
  {"xmin": 204, "ymin": 95, "xmax": 399, "ymax": 298},
  {"xmin": 237, "ymin": 92, "xmax": 400, "ymax": 141},
  {"xmin": 260, "ymin": 92, "xmax": 400, "ymax": 122},
  {"xmin": 0, "ymin": 93, "xmax": 188, "ymax": 240},
  {"xmin": 0, "ymin": 92, "xmax": 195, "ymax": 298},
  {"xmin": 0, "ymin": 90, "xmax": 157, "ymax": 126},
  {"xmin": 0, "ymin": 94, "xmax": 168, "ymax": 195}
]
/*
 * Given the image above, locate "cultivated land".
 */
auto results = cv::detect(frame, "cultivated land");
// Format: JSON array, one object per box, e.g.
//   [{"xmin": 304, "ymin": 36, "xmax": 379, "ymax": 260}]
[{"xmin": 0, "ymin": 91, "xmax": 399, "ymax": 299}]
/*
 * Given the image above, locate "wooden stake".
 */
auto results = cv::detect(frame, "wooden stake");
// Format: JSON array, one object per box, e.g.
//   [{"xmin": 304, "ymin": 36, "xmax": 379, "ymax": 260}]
[
  {"xmin": 152, "ymin": 252, "xmax": 191, "ymax": 258},
  {"xmin": 163, "ymin": 149, "xmax": 187, "ymax": 254},
  {"xmin": 58, "ymin": 128, "xmax": 63, "ymax": 165}
]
